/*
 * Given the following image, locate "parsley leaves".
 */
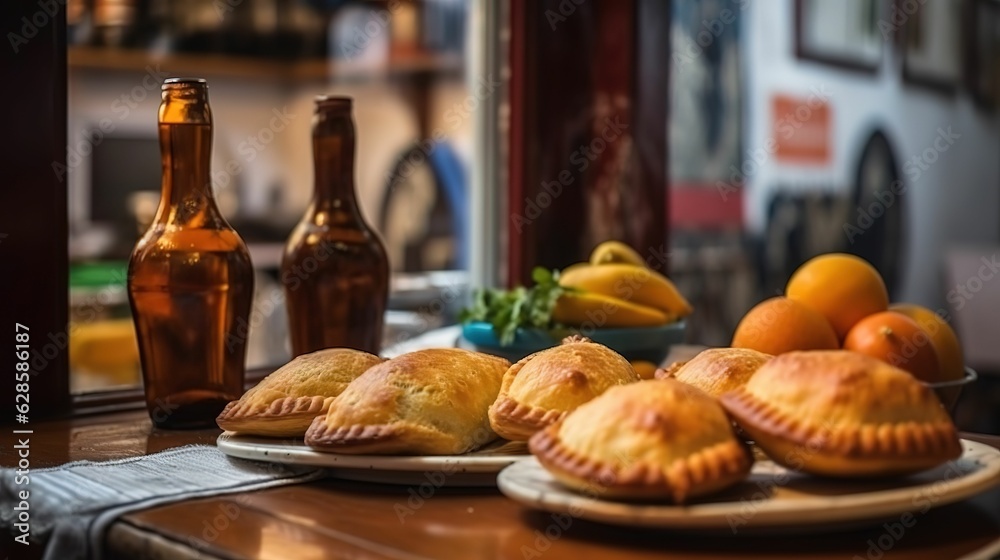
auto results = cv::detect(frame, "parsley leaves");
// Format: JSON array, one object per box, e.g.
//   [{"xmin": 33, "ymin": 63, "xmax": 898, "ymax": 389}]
[{"xmin": 459, "ymin": 267, "xmax": 568, "ymax": 345}]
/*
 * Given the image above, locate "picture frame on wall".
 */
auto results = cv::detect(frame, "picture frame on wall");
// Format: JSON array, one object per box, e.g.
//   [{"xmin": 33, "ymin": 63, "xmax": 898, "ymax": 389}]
[
  {"xmin": 900, "ymin": 0, "xmax": 962, "ymax": 93},
  {"xmin": 967, "ymin": 0, "xmax": 1000, "ymax": 109},
  {"xmin": 795, "ymin": 0, "xmax": 883, "ymax": 72}
]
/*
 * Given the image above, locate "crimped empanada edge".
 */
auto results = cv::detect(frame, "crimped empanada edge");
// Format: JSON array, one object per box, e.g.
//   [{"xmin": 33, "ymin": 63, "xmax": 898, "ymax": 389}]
[
  {"xmin": 529, "ymin": 421, "xmax": 753, "ymax": 503},
  {"xmin": 719, "ymin": 388, "xmax": 962, "ymax": 461},
  {"xmin": 216, "ymin": 395, "xmax": 332, "ymax": 430},
  {"xmin": 488, "ymin": 395, "xmax": 567, "ymax": 441},
  {"xmin": 303, "ymin": 417, "xmax": 476, "ymax": 455},
  {"xmin": 305, "ymin": 419, "xmax": 404, "ymax": 448}
]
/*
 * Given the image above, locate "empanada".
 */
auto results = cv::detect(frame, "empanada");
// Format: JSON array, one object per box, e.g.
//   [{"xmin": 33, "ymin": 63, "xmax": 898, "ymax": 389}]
[
  {"xmin": 720, "ymin": 350, "xmax": 962, "ymax": 477},
  {"xmin": 488, "ymin": 335, "xmax": 639, "ymax": 441},
  {"xmin": 657, "ymin": 347, "xmax": 772, "ymax": 397},
  {"xmin": 217, "ymin": 348, "xmax": 383, "ymax": 437},
  {"xmin": 305, "ymin": 348, "xmax": 509, "ymax": 455},
  {"xmin": 530, "ymin": 379, "xmax": 753, "ymax": 502}
]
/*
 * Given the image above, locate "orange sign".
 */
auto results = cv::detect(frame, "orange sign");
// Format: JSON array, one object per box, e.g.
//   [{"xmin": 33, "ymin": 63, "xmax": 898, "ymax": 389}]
[{"xmin": 771, "ymin": 94, "xmax": 831, "ymax": 165}]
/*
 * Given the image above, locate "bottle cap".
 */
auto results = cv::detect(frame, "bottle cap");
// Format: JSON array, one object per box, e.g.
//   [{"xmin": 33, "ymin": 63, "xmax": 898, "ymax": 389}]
[{"xmin": 160, "ymin": 78, "xmax": 210, "ymax": 123}]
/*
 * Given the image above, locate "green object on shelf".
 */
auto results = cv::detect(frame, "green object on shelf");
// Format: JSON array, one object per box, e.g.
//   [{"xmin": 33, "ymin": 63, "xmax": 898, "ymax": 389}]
[{"xmin": 70, "ymin": 261, "xmax": 129, "ymax": 289}]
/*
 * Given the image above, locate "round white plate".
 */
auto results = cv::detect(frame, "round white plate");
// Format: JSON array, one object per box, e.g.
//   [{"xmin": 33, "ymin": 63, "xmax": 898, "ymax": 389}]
[
  {"xmin": 217, "ymin": 432, "xmax": 529, "ymax": 486},
  {"xmin": 497, "ymin": 439, "xmax": 1000, "ymax": 533}
]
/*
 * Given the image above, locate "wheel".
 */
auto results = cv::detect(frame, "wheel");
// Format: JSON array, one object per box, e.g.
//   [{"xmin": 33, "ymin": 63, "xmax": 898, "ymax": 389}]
[{"xmin": 850, "ymin": 132, "xmax": 905, "ymax": 298}]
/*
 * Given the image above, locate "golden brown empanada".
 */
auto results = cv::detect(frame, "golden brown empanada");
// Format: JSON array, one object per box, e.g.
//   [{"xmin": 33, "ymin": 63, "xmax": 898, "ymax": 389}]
[
  {"xmin": 720, "ymin": 350, "xmax": 962, "ymax": 477},
  {"xmin": 217, "ymin": 348, "xmax": 383, "ymax": 437},
  {"xmin": 530, "ymin": 379, "xmax": 753, "ymax": 502},
  {"xmin": 656, "ymin": 347, "xmax": 772, "ymax": 398},
  {"xmin": 305, "ymin": 348, "xmax": 510, "ymax": 455},
  {"xmin": 488, "ymin": 336, "xmax": 639, "ymax": 441}
]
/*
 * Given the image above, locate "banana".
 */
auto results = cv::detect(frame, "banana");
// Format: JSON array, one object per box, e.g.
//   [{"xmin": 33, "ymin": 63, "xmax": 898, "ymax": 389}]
[
  {"xmin": 589, "ymin": 241, "xmax": 646, "ymax": 266},
  {"xmin": 559, "ymin": 261, "xmax": 592, "ymax": 279},
  {"xmin": 559, "ymin": 263, "xmax": 693, "ymax": 318},
  {"xmin": 552, "ymin": 292, "xmax": 672, "ymax": 328}
]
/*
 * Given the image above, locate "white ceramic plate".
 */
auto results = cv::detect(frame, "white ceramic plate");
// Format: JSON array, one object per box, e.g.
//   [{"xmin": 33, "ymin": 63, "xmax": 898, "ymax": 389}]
[
  {"xmin": 497, "ymin": 439, "xmax": 1000, "ymax": 534},
  {"xmin": 217, "ymin": 432, "xmax": 529, "ymax": 486}
]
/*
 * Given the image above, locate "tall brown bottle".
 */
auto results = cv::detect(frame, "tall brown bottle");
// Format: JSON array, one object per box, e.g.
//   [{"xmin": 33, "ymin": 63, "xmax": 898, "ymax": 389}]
[
  {"xmin": 128, "ymin": 78, "xmax": 254, "ymax": 429},
  {"xmin": 282, "ymin": 96, "xmax": 389, "ymax": 356}
]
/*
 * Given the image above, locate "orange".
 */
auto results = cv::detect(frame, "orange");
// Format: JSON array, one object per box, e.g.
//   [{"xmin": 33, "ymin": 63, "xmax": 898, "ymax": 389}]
[
  {"xmin": 843, "ymin": 311, "xmax": 939, "ymax": 383},
  {"xmin": 786, "ymin": 253, "xmax": 889, "ymax": 340},
  {"xmin": 891, "ymin": 303, "xmax": 965, "ymax": 385},
  {"xmin": 630, "ymin": 360, "xmax": 659, "ymax": 380},
  {"xmin": 732, "ymin": 297, "xmax": 839, "ymax": 355},
  {"xmin": 890, "ymin": 303, "xmax": 965, "ymax": 408}
]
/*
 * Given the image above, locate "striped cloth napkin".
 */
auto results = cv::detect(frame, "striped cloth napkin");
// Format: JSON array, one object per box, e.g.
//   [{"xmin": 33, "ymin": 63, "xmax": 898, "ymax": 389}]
[{"xmin": 0, "ymin": 444, "xmax": 323, "ymax": 560}]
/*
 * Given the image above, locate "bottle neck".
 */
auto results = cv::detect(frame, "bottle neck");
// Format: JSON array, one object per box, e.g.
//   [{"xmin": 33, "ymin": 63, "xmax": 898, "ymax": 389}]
[
  {"xmin": 155, "ymin": 122, "xmax": 221, "ymax": 226},
  {"xmin": 154, "ymin": 80, "xmax": 222, "ymax": 228},
  {"xmin": 312, "ymin": 111, "xmax": 360, "ymax": 216}
]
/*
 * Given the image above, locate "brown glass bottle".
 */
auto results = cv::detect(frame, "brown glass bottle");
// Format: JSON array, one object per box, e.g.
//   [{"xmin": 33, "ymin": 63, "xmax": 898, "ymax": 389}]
[
  {"xmin": 282, "ymin": 96, "xmax": 389, "ymax": 357},
  {"xmin": 128, "ymin": 78, "xmax": 254, "ymax": 429}
]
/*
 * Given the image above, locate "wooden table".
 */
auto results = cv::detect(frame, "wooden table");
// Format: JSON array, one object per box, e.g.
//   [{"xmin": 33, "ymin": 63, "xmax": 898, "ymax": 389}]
[{"xmin": 2, "ymin": 411, "xmax": 999, "ymax": 560}]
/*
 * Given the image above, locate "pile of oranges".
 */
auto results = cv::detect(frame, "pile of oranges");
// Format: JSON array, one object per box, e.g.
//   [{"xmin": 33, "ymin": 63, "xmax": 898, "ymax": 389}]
[{"xmin": 732, "ymin": 253, "xmax": 964, "ymax": 386}]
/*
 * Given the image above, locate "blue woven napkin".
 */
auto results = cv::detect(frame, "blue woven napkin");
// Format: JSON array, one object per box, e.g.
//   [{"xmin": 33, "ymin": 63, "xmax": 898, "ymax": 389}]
[{"xmin": 0, "ymin": 444, "xmax": 323, "ymax": 560}]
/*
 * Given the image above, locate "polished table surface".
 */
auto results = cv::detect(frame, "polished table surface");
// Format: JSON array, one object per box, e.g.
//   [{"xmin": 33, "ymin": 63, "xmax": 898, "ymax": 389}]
[{"xmin": 2, "ymin": 411, "xmax": 999, "ymax": 560}]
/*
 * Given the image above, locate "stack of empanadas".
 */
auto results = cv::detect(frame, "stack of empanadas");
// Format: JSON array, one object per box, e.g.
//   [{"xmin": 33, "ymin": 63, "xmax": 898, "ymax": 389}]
[
  {"xmin": 220, "ymin": 337, "xmax": 964, "ymax": 493},
  {"xmin": 527, "ymin": 347, "xmax": 964, "ymax": 505}
]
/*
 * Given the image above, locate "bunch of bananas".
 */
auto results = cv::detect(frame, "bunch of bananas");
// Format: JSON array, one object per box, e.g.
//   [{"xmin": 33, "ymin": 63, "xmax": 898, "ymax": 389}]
[{"xmin": 552, "ymin": 241, "xmax": 693, "ymax": 328}]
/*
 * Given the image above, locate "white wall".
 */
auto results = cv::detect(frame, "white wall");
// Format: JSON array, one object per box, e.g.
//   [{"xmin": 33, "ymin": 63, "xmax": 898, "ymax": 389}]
[{"xmin": 745, "ymin": 0, "xmax": 1000, "ymax": 307}]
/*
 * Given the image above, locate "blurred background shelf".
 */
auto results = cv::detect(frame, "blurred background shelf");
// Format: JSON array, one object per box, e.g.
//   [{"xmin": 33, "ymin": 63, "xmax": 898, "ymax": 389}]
[{"xmin": 68, "ymin": 46, "xmax": 464, "ymax": 82}]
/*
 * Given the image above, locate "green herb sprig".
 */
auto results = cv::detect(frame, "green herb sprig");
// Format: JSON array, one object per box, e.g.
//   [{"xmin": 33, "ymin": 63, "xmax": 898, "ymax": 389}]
[{"xmin": 459, "ymin": 267, "xmax": 568, "ymax": 345}]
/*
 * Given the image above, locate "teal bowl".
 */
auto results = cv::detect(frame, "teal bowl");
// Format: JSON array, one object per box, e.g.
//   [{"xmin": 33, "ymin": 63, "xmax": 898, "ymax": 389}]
[{"xmin": 461, "ymin": 321, "xmax": 686, "ymax": 364}]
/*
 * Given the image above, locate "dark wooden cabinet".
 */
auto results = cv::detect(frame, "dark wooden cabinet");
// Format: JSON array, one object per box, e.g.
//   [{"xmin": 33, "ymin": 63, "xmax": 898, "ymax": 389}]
[
  {"xmin": 0, "ymin": 3, "xmax": 71, "ymax": 420},
  {"xmin": 506, "ymin": 0, "xmax": 670, "ymax": 286}
]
